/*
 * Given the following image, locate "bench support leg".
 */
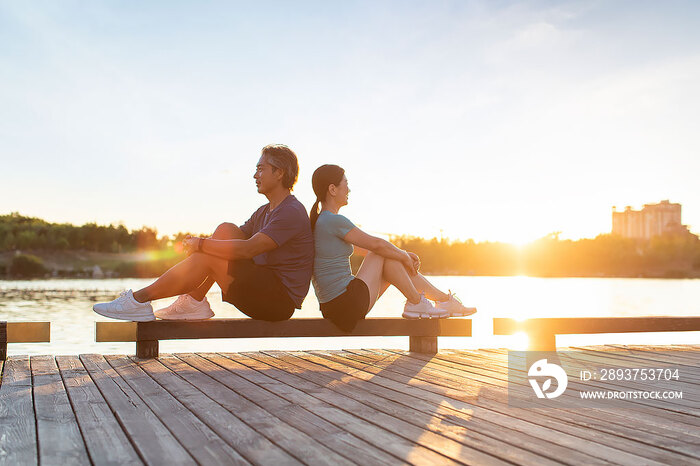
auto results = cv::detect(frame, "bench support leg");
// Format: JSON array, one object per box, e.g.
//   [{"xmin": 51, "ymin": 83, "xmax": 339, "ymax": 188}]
[
  {"xmin": 136, "ymin": 340, "xmax": 159, "ymax": 359},
  {"xmin": 409, "ymin": 336, "xmax": 437, "ymax": 353},
  {"xmin": 0, "ymin": 321, "xmax": 6, "ymax": 361},
  {"xmin": 528, "ymin": 332, "xmax": 556, "ymax": 351}
]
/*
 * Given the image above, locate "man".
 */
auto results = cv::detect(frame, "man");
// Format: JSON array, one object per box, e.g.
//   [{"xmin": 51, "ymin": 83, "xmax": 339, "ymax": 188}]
[{"xmin": 93, "ymin": 144, "xmax": 313, "ymax": 321}]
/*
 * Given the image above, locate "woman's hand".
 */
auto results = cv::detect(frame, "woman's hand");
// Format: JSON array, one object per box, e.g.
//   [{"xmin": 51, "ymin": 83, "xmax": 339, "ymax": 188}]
[
  {"xmin": 402, "ymin": 250, "xmax": 418, "ymax": 276},
  {"xmin": 407, "ymin": 251, "xmax": 421, "ymax": 274}
]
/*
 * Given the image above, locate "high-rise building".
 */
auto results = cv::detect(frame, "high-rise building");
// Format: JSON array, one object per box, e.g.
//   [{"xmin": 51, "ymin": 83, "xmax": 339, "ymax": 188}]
[{"xmin": 612, "ymin": 200, "xmax": 692, "ymax": 240}]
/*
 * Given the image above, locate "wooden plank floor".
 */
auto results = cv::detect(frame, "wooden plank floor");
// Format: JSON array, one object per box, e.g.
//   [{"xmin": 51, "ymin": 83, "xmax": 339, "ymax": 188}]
[{"xmin": 0, "ymin": 345, "xmax": 698, "ymax": 465}]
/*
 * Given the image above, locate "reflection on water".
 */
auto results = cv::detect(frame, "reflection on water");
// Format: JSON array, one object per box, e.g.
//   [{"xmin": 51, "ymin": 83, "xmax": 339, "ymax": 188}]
[{"xmin": 1, "ymin": 277, "xmax": 698, "ymax": 356}]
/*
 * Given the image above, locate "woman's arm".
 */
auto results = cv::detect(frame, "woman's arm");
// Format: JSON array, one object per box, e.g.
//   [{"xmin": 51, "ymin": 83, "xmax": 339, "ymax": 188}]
[
  {"xmin": 183, "ymin": 233, "xmax": 277, "ymax": 260},
  {"xmin": 343, "ymin": 227, "xmax": 416, "ymax": 274}
]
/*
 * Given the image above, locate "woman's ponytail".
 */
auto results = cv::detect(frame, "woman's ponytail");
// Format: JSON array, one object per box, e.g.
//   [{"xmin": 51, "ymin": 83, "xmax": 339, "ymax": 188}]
[
  {"xmin": 310, "ymin": 164, "xmax": 345, "ymax": 231},
  {"xmin": 310, "ymin": 198, "xmax": 321, "ymax": 231}
]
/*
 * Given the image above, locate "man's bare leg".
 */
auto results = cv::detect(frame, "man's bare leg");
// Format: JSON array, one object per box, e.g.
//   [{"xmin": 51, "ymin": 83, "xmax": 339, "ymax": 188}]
[
  {"xmin": 187, "ymin": 222, "xmax": 246, "ymax": 301},
  {"xmin": 132, "ymin": 252, "xmax": 233, "ymax": 302}
]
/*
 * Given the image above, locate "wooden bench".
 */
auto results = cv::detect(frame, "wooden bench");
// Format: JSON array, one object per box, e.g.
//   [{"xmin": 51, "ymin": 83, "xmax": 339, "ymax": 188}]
[
  {"xmin": 95, "ymin": 318, "xmax": 473, "ymax": 358},
  {"xmin": 0, "ymin": 321, "xmax": 51, "ymax": 360},
  {"xmin": 493, "ymin": 316, "xmax": 700, "ymax": 351}
]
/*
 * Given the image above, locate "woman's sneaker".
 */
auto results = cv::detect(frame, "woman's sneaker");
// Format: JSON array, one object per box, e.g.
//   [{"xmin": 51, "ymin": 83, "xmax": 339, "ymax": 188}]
[
  {"xmin": 436, "ymin": 291, "xmax": 477, "ymax": 317},
  {"xmin": 93, "ymin": 289, "xmax": 155, "ymax": 321},
  {"xmin": 402, "ymin": 294, "xmax": 449, "ymax": 319},
  {"xmin": 154, "ymin": 295, "xmax": 214, "ymax": 320}
]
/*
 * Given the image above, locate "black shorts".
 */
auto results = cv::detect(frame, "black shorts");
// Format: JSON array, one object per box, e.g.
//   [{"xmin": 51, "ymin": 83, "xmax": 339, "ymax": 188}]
[
  {"xmin": 320, "ymin": 278, "xmax": 370, "ymax": 332},
  {"xmin": 222, "ymin": 260, "xmax": 295, "ymax": 321}
]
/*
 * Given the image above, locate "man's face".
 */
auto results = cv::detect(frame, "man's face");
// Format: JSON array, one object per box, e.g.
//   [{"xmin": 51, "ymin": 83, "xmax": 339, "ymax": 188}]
[{"xmin": 254, "ymin": 155, "xmax": 282, "ymax": 194}]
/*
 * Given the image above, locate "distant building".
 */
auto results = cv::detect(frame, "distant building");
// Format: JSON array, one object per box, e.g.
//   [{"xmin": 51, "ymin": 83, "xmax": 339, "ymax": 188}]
[{"xmin": 612, "ymin": 200, "xmax": 694, "ymax": 240}]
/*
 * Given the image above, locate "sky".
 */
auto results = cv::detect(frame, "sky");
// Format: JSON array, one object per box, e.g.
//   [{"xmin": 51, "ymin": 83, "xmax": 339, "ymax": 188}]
[{"xmin": 1, "ymin": 0, "xmax": 699, "ymax": 244}]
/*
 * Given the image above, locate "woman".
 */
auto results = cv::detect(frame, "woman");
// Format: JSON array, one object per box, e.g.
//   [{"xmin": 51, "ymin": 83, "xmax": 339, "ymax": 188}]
[{"xmin": 310, "ymin": 164, "xmax": 476, "ymax": 332}]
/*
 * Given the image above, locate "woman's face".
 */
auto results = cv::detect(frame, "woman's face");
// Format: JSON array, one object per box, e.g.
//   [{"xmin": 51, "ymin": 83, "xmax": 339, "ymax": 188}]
[{"xmin": 331, "ymin": 175, "xmax": 350, "ymax": 207}]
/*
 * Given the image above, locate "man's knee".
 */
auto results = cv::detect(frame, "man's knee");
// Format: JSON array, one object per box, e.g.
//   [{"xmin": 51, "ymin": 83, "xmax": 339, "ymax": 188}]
[{"xmin": 212, "ymin": 222, "xmax": 245, "ymax": 239}]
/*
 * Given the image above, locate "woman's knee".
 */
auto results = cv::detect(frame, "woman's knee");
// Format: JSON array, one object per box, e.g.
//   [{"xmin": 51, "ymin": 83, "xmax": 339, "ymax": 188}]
[
  {"xmin": 364, "ymin": 251, "xmax": 385, "ymax": 264},
  {"xmin": 382, "ymin": 258, "xmax": 402, "ymax": 270}
]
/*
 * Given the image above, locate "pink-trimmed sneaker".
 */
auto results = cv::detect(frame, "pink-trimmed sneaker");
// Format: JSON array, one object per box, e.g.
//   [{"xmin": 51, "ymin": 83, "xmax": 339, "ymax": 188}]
[
  {"xmin": 402, "ymin": 294, "xmax": 449, "ymax": 319},
  {"xmin": 154, "ymin": 295, "xmax": 214, "ymax": 320},
  {"xmin": 435, "ymin": 291, "xmax": 476, "ymax": 317}
]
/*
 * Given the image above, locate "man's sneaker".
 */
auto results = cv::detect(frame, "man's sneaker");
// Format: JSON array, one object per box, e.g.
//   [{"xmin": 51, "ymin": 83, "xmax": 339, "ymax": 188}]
[
  {"xmin": 93, "ymin": 289, "xmax": 155, "ymax": 322},
  {"xmin": 154, "ymin": 295, "xmax": 214, "ymax": 320},
  {"xmin": 402, "ymin": 294, "xmax": 449, "ymax": 319},
  {"xmin": 435, "ymin": 291, "xmax": 477, "ymax": 317}
]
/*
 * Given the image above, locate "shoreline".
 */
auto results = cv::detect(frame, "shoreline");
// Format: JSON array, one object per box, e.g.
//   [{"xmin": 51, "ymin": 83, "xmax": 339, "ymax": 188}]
[{"xmin": 2, "ymin": 249, "xmax": 699, "ymax": 280}]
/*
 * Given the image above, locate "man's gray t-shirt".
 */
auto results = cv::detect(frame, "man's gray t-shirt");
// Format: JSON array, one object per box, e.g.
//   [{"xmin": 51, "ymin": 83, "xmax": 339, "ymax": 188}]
[{"xmin": 239, "ymin": 195, "xmax": 313, "ymax": 308}]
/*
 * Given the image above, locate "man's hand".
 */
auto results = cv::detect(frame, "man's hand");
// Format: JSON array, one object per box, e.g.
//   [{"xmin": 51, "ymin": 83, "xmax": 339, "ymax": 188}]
[{"xmin": 182, "ymin": 235, "xmax": 202, "ymax": 255}]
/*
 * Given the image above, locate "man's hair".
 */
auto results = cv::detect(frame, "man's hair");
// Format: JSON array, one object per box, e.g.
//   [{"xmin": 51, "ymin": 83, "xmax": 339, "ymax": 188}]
[{"xmin": 261, "ymin": 144, "xmax": 299, "ymax": 190}]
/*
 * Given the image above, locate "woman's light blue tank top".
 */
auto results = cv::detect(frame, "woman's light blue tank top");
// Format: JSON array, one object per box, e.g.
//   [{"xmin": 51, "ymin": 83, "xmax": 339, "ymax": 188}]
[{"xmin": 311, "ymin": 210, "xmax": 356, "ymax": 303}]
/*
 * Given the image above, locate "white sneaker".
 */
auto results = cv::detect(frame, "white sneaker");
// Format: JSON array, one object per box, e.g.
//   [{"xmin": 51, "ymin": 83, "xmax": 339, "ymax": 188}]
[
  {"xmin": 154, "ymin": 295, "xmax": 214, "ymax": 320},
  {"xmin": 402, "ymin": 293, "xmax": 449, "ymax": 319},
  {"xmin": 93, "ymin": 289, "xmax": 155, "ymax": 322},
  {"xmin": 435, "ymin": 291, "xmax": 477, "ymax": 317}
]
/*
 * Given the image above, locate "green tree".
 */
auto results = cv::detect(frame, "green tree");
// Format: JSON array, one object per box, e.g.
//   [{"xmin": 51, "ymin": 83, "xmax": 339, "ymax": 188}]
[{"xmin": 10, "ymin": 254, "xmax": 47, "ymax": 278}]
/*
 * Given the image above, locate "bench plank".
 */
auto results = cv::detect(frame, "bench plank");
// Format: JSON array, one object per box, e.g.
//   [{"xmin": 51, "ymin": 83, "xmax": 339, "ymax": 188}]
[
  {"xmin": 7, "ymin": 323, "xmax": 51, "ymax": 343},
  {"xmin": 240, "ymin": 351, "xmax": 511, "ymax": 465},
  {"xmin": 304, "ymin": 349, "xmax": 659, "ymax": 464},
  {"xmin": 96, "ymin": 318, "xmax": 471, "ymax": 341},
  {"xmin": 173, "ymin": 353, "xmax": 399, "ymax": 465},
  {"xmin": 349, "ymin": 349, "xmax": 682, "ymax": 465},
  {"xmin": 444, "ymin": 348, "xmax": 700, "ymax": 439},
  {"xmin": 493, "ymin": 317, "xmax": 700, "ymax": 351},
  {"xmin": 97, "ymin": 318, "xmax": 472, "ymax": 358},
  {"xmin": 79, "ymin": 354, "xmax": 195, "ymax": 465},
  {"xmin": 494, "ymin": 317, "xmax": 700, "ymax": 335},
  {"xmin": 1, "ymin": 322, "xmax": 50, "ymax": 360},
  {"xmin": 55, "ymin": 356, "xmax": 142, "ymax": 465},
  {"xmin": 202, "ymin": 352, "xmax": 461, "ymax": 465},
  {"xmin": 31, "ymin": 356, "xmax": 90, "ymax": 465},
  {"xmin": 131, "ymin": 356, "xmax": 303, "ymax": 465},
  {"xmin": 378, "ymin": 349, "xmax": 700, "ymax": 462},
  {"xmin": 252, "ymin": 351, "xmax": 564, "ymax": 465},
  {"xmin": 104, "ymin": 355, "xmax": 249, "ymax": 465},
  {"xmin": 312, "ymin": 350, "xmax": 665, "ymax": 465},
  {"xmin": 0, "ymin": 357, "xmax": 37, "ymax": 465}
]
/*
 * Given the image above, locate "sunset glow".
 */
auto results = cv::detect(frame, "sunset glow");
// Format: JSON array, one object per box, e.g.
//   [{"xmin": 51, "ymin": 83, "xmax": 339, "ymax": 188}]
[{"xmin": 1, "ymin": 2, "xmax": 698, "ymax": 243}]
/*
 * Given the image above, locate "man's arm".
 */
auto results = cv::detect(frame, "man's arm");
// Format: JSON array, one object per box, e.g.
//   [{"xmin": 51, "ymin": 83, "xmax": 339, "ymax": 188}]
[{"xmin": 190, "ymin": 233, "xmax": 278, "ymax": 260}]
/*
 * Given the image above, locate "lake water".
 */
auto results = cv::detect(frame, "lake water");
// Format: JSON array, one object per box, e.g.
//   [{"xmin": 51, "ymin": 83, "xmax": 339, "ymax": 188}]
[{"xmin": 1, "ymin": 276, "xmax": 698, "ymax": 356}]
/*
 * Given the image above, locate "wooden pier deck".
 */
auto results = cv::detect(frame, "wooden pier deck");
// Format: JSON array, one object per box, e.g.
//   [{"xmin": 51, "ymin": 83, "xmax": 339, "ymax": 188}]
[{"xmin": 1, "ymin": 345, "xmax": 698, "ymax": 465}]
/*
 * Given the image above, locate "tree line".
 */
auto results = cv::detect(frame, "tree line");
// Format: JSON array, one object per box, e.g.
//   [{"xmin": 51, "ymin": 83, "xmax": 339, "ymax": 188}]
[
  {"xmin": 0, "ymin": 212, "xmax": 181, "ymax": 252},
  {"xmin": 392, "ymin": 232, "xmax": 700, "ymax": 277},
  {"xmin": 2, "ymin": 212, "xmax": 699, "ymax": 278}
]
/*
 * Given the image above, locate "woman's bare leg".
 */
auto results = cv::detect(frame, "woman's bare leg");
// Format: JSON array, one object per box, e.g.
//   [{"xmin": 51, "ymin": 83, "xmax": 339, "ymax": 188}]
[
  {"xmin": 132, "ymin": 253, "xmax": 233, "ymax": 302},
  {"xmin": 410, "ymin": 274, "xmax": 449, "ymax": 302},
  {"xmin": 355, "ymin": 252, "xmax": 385, "ymax": 310},
  {"xmin": 188, "ymin": 222, "xmax": 246, "ymax": 301},
  {"xmin": 381, "ymin": 259, "xmax": 421, "ymax": 305},
  {"xmin": 356, "ymin": 253, "xmax": 421, "ymax": 311}
]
